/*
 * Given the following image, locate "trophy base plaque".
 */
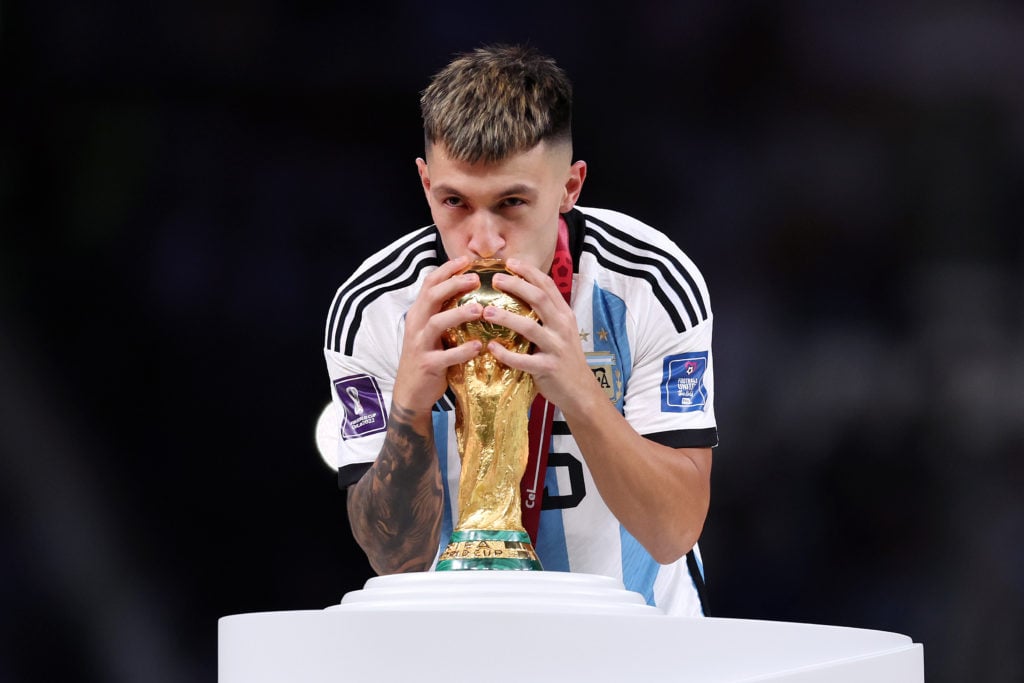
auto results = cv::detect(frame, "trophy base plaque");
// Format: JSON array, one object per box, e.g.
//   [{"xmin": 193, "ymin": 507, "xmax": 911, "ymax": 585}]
[{"xmin": 436, "ymin": 529, "xmax": 543, "ymax": 571}]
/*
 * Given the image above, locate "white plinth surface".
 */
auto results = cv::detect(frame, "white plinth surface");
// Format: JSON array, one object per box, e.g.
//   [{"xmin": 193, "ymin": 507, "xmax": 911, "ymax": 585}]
[{"xmin": 219, "ymin": 572, "xmax": 923, "ymax": 682}]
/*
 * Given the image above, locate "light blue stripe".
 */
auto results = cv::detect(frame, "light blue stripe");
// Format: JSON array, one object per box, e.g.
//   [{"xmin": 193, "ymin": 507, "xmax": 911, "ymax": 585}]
[
  {"xmin": 433, "ymin": 410, "xmax": 454, "ymax": 551},
  {"xmin": 620, "ymin": 526, "xmax": 658, "ymax": 606},
  {"xmin": 593, "ymin": 285, "xmax": 656, "ymax": 602},
  {"xmin": 591, "ymin": 285, "xmax": 631, "ymax": 410},
  {"xmin": 535, "ymin": 446, "xmax": 570, "ymax": 572}
]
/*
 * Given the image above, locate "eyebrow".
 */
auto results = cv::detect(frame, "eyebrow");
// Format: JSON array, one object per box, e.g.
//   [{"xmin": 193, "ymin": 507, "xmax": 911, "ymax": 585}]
[
  {"xmin": 497, "ymin": 184, "xmax": 537, "ymax": 198},
  {"xmin": 432, "ymin": 183, "xmax": 538, "ymax": 198}
]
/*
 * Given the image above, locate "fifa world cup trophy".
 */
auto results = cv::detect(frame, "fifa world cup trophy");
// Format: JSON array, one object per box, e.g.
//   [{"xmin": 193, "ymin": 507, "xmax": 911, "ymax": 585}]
[{"xmin": 435, "ymin": 259, "xmax": 544, "ymax": 570}]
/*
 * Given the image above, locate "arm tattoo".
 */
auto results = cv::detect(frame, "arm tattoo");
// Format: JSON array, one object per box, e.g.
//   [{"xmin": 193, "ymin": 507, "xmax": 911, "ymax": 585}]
[{"xmin": 347, "ymin": 405, "xmax": 443, "ymax": 574}]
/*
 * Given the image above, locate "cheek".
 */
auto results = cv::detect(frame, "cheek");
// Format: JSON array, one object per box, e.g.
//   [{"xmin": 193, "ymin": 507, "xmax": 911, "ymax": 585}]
[
  {"xmin": 435, "ymin": 220, "xmax": 473, "ymax": 260},
  {"xmin": 538, "ymin": 230, "xmax": 560, "ymax": 269},
  {"xmin": 512, "ymin": 225, "xmax": 558, "ymax": 270},
  {"xmin": 435, "ymin": 227, "xmax": 461, "ymax": 256},
  {"xmin": 425, "ymin": 198, "xmax": 447, "ymax": 227},
  {"xmin": 429, "ymin": 203, "xmax": 460, "ymax": 236}
]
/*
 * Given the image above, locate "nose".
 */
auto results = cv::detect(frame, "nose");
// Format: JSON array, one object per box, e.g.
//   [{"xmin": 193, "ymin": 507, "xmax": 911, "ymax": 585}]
[{"xmin": 466, "ymin": 213, "xmax": 505, "ymax": 259}]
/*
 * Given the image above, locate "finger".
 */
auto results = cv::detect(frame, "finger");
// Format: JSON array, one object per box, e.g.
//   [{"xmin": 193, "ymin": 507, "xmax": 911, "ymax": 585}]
[
  {"xmin": 487, "ymin": 339, "xmax": 543, "ymax": 374},
  {"xmin": 480, "ymin": 303, "xmax": 544, "ymax": 345},
  {"xmin": 486, "ymin": 338, "xmax": 527, "ymax": 367},
  {"xmin": 490, "ymin": 270, "xmax": 538, "ymax": 301},
  {"xmin": 428, "ymin": 255, "xmax": 472, "ymax": 283},
  {"xmin": 404, "ymin": 300, "xmax": 483, "ymax": 357},
  {"xmin": 413, "ymin": 267, "xmax": 480, "ymax": 320},
  {"xmin": 506, "ymin": 258, "xmax": 563, "ymax": 300},
  {"xmin": 440, "ymin": 339, "xmax": 484, "ymax": 366},
  {"xmin": 490, "ymin": 273, "xmax": 552, "ymax": 322},
  {"xmin": 425, "ymin": 301, "xmax": 484, "ymax": 341},
  {"xmin": 493, "ymin": 266, "xmax": 562, "ymax": 317},
  {"xmin": 430, "ymin": 271, "xmax": 481, "ymax": 307},
  {"xmin": 490, "ymin": 274, "xmax": 576, "ymax": 345}
]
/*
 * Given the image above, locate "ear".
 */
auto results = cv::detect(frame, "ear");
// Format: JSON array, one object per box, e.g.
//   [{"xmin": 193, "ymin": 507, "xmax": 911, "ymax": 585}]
[
  {"xmin": 559, "ymin": 160, "xmax": 587, "ymax": 213},
  {"xmin": 415, "ymin": 157, "xmax": 431, "ymax": 197}
]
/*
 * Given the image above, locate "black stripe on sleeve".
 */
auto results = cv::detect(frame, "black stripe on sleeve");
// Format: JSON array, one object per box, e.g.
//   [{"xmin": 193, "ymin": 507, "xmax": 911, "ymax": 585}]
[
  {"xmin": 339, "ymin": 256, "xmax": 436, "ymax": 355},
  {"xmin": 585, "ymin": 214, "xmax": 709, "ymax": 321},
  {"xmin": 554, "ymin": 422, "xmax": 717, "ymax": 448},
  {"xmin": 581, "ymin": 238, "xmax": 692, "ymax": 332},
  {"xmin": 338, "ymin": 462, "xmax": 373, "ymax": 490},
  {"xmin": 580, "ymin": 215, "xmax": 709, "ymax": 332},
  {"xmin": 326, "ymin": 227, "xmax": 433, "ymax": 349},
  {"xmin": 644, "ymin": 428, "xmax": 719, "ymax": 449},
  {"xmin": 326, "ymin": 227, "xmax": 441, "ymax": 354}
]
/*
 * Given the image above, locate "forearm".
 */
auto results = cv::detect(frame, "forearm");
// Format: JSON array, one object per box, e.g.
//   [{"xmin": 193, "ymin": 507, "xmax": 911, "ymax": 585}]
[
  {"xmin": 346, "ymin": 404, "xmax": 443, "ymax": 574},
  {"xmin": 562, "ymin": 385, "xmax": 712, "ymax": 565},
  {"xmin": 480, "ymin": 259, "xmax": 712, "ymax": 563}
]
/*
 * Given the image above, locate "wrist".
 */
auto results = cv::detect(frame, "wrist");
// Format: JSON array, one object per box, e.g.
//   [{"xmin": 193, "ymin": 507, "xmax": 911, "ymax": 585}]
[
  {"xmin": 555, "ymin": 370, "xmax": 612, "ymax": 422},
  {"xmin": 389, "ymin": 395, "xmax": 437, "ymax": 431}
]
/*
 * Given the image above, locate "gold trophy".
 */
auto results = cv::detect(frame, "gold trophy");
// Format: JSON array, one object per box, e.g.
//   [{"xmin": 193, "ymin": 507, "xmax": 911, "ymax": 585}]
[{"xmin": 435, "ymin": 258, "xmax": 544, "ymax": 570}]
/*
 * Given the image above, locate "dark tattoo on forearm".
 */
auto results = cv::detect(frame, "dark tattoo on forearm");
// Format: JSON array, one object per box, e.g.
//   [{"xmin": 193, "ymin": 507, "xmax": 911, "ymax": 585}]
[{"xmin": 347, "ymin": 405, "xmax": 443, "ymax": 574}]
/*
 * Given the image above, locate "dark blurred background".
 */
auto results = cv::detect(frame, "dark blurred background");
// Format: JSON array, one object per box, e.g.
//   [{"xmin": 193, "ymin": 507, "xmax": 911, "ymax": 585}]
[{"xmin": 2, "ymin": 1, "xmax": 1022, "ymax": 681}]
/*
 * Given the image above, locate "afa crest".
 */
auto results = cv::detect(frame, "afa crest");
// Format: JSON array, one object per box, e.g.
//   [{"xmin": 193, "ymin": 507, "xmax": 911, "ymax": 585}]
[{"xmin": 586, "ymin": 352, "xmax": 623, "ymax": 405}]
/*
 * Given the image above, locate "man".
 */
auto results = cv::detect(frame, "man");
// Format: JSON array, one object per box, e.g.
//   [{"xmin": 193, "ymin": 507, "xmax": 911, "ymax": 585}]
[{"xmin": 323, "ymin": 44, "xmax": 717, "ymax": 616}]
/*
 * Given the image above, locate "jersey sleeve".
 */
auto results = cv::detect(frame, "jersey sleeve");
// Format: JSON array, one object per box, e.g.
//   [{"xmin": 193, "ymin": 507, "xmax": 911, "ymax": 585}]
[
  {"xmin": 572, "ymin": 207, "xmax": 719, "ymax": 449},
  {"xmin": 623, "ymin": 313, "xmax": 717, "ymax": 447},
  {"xmin": 322, "ymin": 304, "xmax": 402, "ymax": 472}
]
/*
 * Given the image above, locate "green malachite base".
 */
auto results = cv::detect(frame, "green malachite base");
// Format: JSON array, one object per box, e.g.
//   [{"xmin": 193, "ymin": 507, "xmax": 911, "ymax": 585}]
[{"xmin": 435, "ymin": 529, "xmax": 543, "ymax": 571}]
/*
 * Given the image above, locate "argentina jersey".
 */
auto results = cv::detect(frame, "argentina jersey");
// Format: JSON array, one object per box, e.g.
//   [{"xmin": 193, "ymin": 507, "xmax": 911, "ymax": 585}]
[
  {"xmin": 430, "ymin": 207, "xmax": 716, "ymax": 616},
  {"xmin": 324, "ymin": 207, "xmax": 716, "ymax": 617}
]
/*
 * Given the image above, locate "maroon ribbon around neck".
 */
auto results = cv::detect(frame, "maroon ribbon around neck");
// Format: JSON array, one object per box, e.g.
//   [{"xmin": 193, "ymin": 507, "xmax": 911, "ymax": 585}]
[{"xmin": 520, "ymin": 217, "xmax": 573, "ymax": 545}]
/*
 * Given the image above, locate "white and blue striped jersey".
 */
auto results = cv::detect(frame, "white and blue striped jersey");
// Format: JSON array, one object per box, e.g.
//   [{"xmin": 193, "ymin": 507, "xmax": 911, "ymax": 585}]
[{"xmin": 323, "ymin": 206, "xmax": 718, "ymax": 616}]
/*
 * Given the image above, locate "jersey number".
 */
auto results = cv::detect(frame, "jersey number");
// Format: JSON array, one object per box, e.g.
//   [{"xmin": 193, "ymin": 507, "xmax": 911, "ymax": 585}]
[{"xmin": 540, "ymin": 452, "xmax": 586, "ymax": 510}]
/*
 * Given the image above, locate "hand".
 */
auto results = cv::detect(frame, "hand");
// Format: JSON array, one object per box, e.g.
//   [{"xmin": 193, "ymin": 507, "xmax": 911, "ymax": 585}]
[
  {"xmin": 483, "ymin": 258, "xmax": 596, "ymax": 410},
  {"xmin": 393, "ymin": 256, "xmax": 485, "ymax": 416}
]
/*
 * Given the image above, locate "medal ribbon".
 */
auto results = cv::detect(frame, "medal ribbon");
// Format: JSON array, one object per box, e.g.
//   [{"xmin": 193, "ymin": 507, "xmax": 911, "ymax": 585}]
[{"xmin": 520, "ymin": 216, "xmax": 573, "ymax": 545}]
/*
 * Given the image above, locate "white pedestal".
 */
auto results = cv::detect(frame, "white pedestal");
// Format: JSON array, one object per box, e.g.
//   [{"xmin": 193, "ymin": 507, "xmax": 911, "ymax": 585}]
[{"xmin": 219, "ymin": 572, "xmax": 923, "ymax": 682}]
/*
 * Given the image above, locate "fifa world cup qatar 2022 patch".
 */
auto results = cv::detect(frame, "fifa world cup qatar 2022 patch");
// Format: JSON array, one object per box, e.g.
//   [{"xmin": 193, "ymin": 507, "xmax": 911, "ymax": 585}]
[
  {"xmin": 660, "ymin": 352, "xmax": 709, "ymax": 413},
  {"xmin": 333, "ymin": 374, "xmax": 388, "ymax": 439}
]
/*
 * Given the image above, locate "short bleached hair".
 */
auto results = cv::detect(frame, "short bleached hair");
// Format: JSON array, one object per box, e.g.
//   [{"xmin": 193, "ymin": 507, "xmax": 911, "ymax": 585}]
[{"xmin": 420, "ymin": 44, "xmax": 573, "ymax": 164}]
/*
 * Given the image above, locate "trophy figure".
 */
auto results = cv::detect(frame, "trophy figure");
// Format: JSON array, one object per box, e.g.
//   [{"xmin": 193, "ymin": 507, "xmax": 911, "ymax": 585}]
[{"xmin": 435, "ymin": 258, "xmax": 544, "ymax": 571}]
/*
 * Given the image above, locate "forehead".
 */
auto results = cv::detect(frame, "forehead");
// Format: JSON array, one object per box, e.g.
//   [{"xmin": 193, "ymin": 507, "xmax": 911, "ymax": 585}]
[{"xmin": 425, "ymin": 141, "xmax": 569, "ymax": 194}]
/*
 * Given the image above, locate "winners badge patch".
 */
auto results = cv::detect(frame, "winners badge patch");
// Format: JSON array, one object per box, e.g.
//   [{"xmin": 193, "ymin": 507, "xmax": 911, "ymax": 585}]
[
  {"xmin": 333, "ymin": 374, "xmax": 388, "ymax": 439},
  {"xmin": 586, "ymin": 352, "xmax": 623, "ymax": 405},
  {"xmin": 661, "ymin": 352, "xmax": 709, "ymax": 413}
]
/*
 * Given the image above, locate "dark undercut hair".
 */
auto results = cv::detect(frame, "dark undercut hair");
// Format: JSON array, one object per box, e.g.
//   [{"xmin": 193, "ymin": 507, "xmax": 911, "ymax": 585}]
[{"xmin": 420, "ymin": 44, "xmax": 573, "ymax": 164}]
